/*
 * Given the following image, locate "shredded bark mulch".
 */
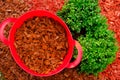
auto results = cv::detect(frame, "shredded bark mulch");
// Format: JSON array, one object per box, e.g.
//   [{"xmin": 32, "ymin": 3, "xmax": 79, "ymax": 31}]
[
  {"xmin": 15, "ymin": 16, "xmax": 68, "ymax": 74},
  {"xmin": 99, "ymin": 0, "xmax": 120, "ymax": 79},
  {"xmin": 25, "ymin": 0, "xmax": 65, "ymax": 14}
]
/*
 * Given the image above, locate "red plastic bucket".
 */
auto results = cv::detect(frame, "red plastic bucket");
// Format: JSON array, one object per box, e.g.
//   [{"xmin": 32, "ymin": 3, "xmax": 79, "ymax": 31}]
[{"xmin": 0, "ymin": 10, "xmax": 82, "ymax": 77}]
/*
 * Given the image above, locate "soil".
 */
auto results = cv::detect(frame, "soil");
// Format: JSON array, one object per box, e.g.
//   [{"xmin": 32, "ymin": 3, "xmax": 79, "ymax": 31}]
[{"xmin": 15, "ymin": 16, "xmax": 68, "ymax": 74}]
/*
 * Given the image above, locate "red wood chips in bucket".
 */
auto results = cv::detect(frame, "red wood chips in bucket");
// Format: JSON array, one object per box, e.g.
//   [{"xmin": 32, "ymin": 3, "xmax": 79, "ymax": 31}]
[{"xmin": 0, "ymin": 10, "xmax": 82, "ymax": 77}]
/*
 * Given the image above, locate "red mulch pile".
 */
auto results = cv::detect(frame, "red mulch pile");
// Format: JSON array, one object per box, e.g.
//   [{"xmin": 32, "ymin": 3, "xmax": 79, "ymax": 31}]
[{"xmin": 99, "ymin": 0, "xmax": 120, "ymax": 79}]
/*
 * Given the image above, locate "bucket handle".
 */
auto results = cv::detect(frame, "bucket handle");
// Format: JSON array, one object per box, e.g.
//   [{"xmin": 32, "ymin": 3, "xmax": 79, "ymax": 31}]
[
  {"xmin": 0, "ymin": 18, "xmax": 17, "ymax": 46},
  {"xmin": 67, "ymin": 40, "xmax": 82, "ymax": 68}
]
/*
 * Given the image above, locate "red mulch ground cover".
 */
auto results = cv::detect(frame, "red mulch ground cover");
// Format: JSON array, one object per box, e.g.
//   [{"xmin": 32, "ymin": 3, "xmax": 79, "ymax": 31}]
[
  {"xmin": 0, "ymin": 0, "xmax": 120, "ymax": 80},
  {"xmin": 25, "ymin": 0, "xmax": 65, "ymax": 14},
  {"xmin": 99, "ymin": 0, "xmax": 120, "ymax": 79}
]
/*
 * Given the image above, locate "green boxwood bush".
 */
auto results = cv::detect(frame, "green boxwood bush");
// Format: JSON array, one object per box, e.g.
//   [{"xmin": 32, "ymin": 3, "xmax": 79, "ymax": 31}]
[{"xmin": 57, "ymin": 0, "xmax": 118, "ymax": 75}]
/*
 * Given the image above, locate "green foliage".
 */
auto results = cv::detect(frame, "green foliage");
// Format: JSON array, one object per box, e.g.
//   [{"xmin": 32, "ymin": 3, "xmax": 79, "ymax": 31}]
[
  {"xmin": 78, "ymin": 34, "xmax": 117, "ymax": 75},
  {"xmin": 57, "ymin": 0, "xmax": 99, "ymax": 33},
  {"xmin": 0, "ymin": 72, "xmax": 5, "ymax": 80},
  {"xmin": 57, "ymin": 0, "xmax": 118, "ymax": 75}
]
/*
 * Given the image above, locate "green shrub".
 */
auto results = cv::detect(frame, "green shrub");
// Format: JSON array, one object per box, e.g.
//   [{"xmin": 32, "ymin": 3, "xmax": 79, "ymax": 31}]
[
  {"xmin": 57, "ymin": 0, "xmax": 118, "ymax": 75},
  {"xmin": 57, "ymin": 0, "xmax": 99, "ymax": 33}
]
